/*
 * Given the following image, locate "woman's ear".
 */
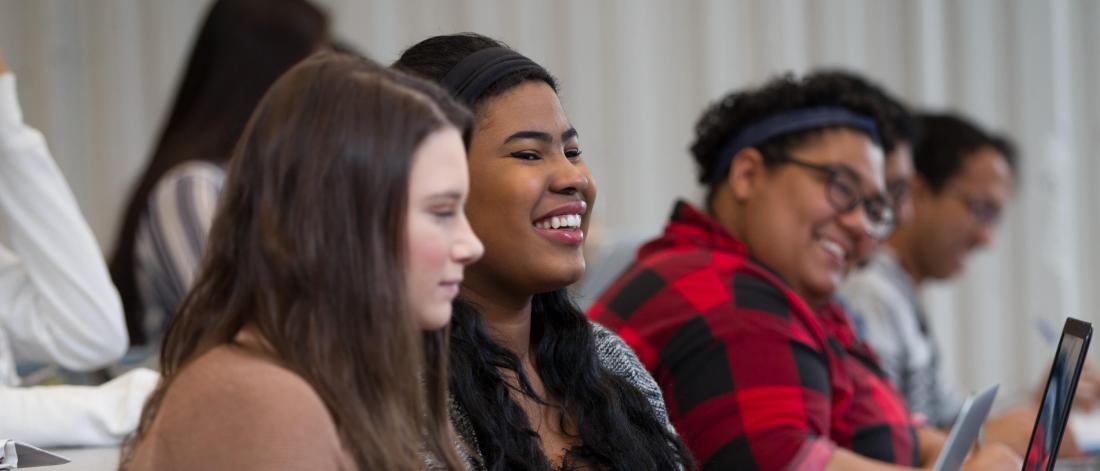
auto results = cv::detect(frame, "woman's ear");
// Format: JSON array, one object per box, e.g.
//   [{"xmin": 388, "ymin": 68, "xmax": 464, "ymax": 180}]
[{"xmin": 726, "ymin": 147, "xmax": 767, "ymax": 202}]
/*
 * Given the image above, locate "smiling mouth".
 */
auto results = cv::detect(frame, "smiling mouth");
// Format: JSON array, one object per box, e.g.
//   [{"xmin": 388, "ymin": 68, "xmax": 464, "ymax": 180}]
[
  {"xmin": 819, "ymin": 239, "xmax": 846, "ymax": 260},
  {"xmin": 532, "ymin": 214, "xmax": 585, "ymax": 245},
  {"xmin": 815, "ymin": 235, "xmax": 851, "ymax": 269},
  {"xmin": 533, "ymin": 214, "xmax": 583, "ymax": 230}
]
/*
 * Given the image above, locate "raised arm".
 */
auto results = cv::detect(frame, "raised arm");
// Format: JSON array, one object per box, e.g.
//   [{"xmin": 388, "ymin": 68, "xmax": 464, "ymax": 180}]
[{"xmin": 0, "ymin": 54, "xmax": 126, "ymax": 372}]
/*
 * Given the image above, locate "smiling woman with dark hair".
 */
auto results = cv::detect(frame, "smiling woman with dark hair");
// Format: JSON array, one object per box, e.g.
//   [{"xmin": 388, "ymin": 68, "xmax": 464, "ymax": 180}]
[
  {"xmin": 395, "ymin": 33, "xmax": 693, "ymax": 471},
  {"xmin": 590, "ymin": 74, "xmax": 1020, "ymax": 470}
]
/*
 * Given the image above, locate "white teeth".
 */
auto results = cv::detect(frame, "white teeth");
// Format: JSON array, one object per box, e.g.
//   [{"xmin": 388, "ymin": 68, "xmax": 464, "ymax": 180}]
[
  {"xmin": 820, "ymin": 239, "xmax": 846, "ymax": 260},
  {"xmin": 535, "ymin": 214, "xmax": 582, "ymax": 230}
]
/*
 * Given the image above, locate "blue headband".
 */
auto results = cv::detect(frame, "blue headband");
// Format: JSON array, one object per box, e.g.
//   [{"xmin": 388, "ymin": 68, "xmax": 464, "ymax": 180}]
[
  {"xmin": 708, "ymin": 107, "xmax": 881, "ymax": 183},
  {"xmin": 440, "ymin": 47, "xmax": 544, "ymax": 105}
]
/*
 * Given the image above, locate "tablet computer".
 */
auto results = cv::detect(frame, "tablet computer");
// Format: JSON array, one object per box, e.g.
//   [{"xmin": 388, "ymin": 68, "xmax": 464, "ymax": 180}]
[
  {"xmin": 933, "ymin": 383, "xmax": 1000, "ymax": 471},
  {"xmin": 1022, "ymin": 317, "xmax": 1093, "ymax": 471}
]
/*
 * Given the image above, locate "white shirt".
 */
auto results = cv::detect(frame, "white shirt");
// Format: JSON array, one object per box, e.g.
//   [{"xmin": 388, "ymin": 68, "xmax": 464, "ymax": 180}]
[{"xmin": 0, "ymin": 72, "xmax": 158, "ymax": 447}]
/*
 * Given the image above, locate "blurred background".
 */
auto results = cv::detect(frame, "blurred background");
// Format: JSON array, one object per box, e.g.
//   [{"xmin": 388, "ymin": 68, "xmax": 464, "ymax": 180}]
[{"xmin": 0, "ymin": 0, "xmax": 1098, "ymax": 404}]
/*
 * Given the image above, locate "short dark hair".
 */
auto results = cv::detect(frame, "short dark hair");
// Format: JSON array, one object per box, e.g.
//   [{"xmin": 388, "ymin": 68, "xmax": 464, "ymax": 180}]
[
  {"xmin": 690, "ymin": 73, "xmax": 893, "ymax": 203},
  {"xmin": 911, "ymin": 113, "xmax": 1018, "ymax": 192}
]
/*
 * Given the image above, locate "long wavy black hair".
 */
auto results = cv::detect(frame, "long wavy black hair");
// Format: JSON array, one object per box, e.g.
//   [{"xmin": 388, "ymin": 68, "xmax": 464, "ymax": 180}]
[{"xmin": 395, "ymin": 33, "xmax": 693, "ymax": 471}]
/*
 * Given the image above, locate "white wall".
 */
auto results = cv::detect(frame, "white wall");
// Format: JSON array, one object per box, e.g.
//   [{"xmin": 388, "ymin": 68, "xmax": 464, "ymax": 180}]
[{"xmin": 1, "ymin": 0, "xmax": 1097, "ymax": 401}]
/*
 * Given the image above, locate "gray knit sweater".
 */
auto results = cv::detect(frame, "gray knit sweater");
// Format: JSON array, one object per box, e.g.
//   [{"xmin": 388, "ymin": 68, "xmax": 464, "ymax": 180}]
[{"xmin": 445, "ymin": 321, "xmax": 676, "ymax": 470}]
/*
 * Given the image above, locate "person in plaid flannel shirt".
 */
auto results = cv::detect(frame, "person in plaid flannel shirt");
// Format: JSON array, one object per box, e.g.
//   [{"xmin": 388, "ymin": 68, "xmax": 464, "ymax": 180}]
[{"xmin": 589, "ymin": 73, "xmax": 1019, "ymax": 471}]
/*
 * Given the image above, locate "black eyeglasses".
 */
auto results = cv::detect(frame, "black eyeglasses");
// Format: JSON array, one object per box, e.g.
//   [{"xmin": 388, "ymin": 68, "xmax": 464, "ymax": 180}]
[{"xmin": 768, "ymin": 151, "xmax": 897, "ymax": 239}]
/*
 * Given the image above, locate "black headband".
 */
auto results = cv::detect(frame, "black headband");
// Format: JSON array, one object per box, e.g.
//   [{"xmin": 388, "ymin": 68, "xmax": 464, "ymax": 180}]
[
  {"xmin": 708, "ymin": 107, "xmax": 882, "ymax": 183},
  {"xmin": 440, "ymin": 47, "xmax": 544, "ymax": 105}
]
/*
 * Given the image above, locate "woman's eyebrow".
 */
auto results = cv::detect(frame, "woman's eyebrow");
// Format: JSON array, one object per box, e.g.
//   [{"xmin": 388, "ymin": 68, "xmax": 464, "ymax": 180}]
[
  {"xmin": 502, "ymin": 127, "xmax": 579, "ymax": 145},
  {"xmin": 425, "ymin": 191, "xmax": 463, "ymax": 202},
  {"xmin": 504, "ymin": 130, "xmax": 553, "ymax": 144}
]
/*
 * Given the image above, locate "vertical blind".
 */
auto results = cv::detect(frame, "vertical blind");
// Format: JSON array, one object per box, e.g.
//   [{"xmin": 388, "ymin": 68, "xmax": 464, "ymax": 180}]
[{"xmin": 1, "ymin": 0, "xmax": 1097, "ymax": 399}]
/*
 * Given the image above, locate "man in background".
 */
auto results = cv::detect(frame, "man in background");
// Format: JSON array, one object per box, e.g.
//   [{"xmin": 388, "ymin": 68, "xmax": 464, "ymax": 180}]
[{"xmin": 839, "ymin": 112, "xmax": 1072, "ymax": 454}]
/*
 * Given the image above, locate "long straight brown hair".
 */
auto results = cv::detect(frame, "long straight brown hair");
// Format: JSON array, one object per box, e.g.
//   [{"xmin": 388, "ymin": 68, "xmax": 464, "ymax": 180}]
[{"xmin": 121, "ymin": 52, "xmax": 471, "ymax": 470}]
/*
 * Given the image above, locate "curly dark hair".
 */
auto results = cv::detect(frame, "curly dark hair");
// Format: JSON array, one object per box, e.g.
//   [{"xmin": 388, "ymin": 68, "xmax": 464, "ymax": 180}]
[
  {"xmin": 690, "ymin": 73, "xmax": 894, "ymax": 205},
  {"xmin": 804, "ymin": 69, "xmax": 916, "ymax": 156},
  {"xmin": 394, "ymin": 33, "xmax": 694, "ymax": 471}
]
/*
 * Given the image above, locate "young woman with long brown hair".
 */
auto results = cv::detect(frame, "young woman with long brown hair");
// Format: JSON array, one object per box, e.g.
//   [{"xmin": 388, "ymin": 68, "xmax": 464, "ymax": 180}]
[{"xmin": 121, "ymin": 52, "xmax": 482, "ymax": 470}]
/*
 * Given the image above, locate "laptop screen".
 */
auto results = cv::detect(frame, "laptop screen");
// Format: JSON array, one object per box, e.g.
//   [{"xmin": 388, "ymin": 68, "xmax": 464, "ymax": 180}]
[{"xmin": 1023, "ymin": 318, "xmax": 1092, "ymax": 471}]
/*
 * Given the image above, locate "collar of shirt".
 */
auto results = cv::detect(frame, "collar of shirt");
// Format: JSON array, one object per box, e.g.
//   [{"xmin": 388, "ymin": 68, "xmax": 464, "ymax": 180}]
[{"xmin": 637, "ymin": 201, "xmax": 747, "ymax": 261}]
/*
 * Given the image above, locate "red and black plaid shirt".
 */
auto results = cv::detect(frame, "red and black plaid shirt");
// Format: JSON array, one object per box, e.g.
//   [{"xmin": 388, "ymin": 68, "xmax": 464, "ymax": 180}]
[{"xmin": 588, "ymin": 202, "xmax": 918, "ymax": 470}]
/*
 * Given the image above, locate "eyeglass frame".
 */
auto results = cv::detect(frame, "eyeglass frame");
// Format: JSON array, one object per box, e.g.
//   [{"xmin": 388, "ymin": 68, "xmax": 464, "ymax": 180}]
[
  {"xmin": 945, "ymin": 190, "xmax": 1003, "ymax": 227},
  {"xmin": 760, "ymin": 149, "xmax": 897, "ymax": 239}
]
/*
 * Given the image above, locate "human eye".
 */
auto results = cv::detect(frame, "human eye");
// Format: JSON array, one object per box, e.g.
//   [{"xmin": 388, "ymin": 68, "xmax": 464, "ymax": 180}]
[
  {"xmin": 509, "ymin": 151, "xmax": 541, "ymax": 161},
  {"xmin": 432, "ymin": 208, "xmax": 458, "ymax": 219},
  {"xmin": 565, "ymin": 148, "xmax": 583, "ymax": 160},
  {"xmin": 428, "ymin": 200, "xmax": 461, "ymax": 220},
  {"xmin": 830, "ymin": 177, "xmax": 859, "ymax": 202},
  {"xmin": 830, "ymin": 164, "xmax": 864, "ymax": 193},
  {"xmin": 971, "ymin": 200, "xmax": 1001, "ymax": 224}
]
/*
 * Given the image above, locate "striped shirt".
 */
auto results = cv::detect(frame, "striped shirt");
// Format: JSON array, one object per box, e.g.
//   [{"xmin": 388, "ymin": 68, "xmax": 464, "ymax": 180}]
[{"xmin": 133, "ymin": 160, "xmax": 224, "ymax": 340}]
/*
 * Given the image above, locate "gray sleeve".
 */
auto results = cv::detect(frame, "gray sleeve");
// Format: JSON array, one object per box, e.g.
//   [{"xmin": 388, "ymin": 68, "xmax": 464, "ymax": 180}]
[
  {"xmin": 590, "ymin": 322, "xmax": 676, "ymax": 434},
  {"xmin": 441, "ymin": 395, "xmax": 485, "ymax": 471},
  {"xmin": 931, "ymin": 371, "xmax": 966, "ymax": 427}
]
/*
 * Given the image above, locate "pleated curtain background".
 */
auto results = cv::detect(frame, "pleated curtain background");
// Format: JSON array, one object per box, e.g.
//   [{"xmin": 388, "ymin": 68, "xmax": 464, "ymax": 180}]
[{"xmin": 1, "ymin": 0, "xmax": 1098, "ymax": 403}]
